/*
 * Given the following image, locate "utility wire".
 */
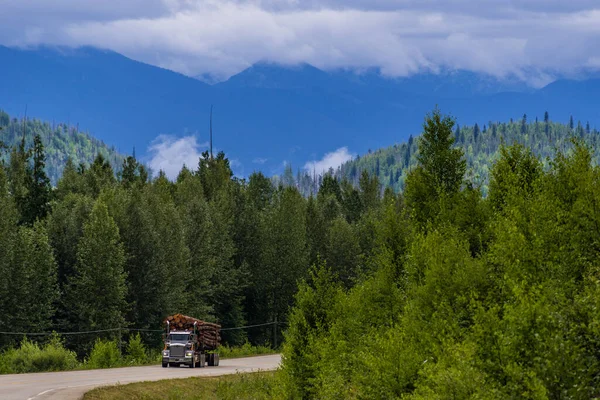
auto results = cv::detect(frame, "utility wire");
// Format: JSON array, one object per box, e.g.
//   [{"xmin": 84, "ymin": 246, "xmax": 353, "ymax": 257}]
[{"xmin": 0, "ymin": 321, "xmax": 288, "ymax": 336}]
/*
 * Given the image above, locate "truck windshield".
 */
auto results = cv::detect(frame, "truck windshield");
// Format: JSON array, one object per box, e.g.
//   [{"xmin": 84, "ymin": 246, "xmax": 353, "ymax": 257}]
[{"xmin": 169, "ymin": 334, "xmax": 189, "ymax": 342}]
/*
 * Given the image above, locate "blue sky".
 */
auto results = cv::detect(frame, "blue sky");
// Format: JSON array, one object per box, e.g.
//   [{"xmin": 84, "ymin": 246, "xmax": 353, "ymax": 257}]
[{"xmin": 1, "ymin": 0, "xmax": 599, "ymax": 85}]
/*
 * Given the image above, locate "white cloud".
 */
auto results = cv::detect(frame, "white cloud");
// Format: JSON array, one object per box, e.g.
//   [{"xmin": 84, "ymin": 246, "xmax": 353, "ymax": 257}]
[
  {"xmin": 304, "ymin": 147, "xmax": 353, "ymax": 174},
  {"xmin": 253, "ymin": 157, "xmax": 268, "ymax": 164},
  {"xmin": 147, "ymin": 134, "xmax": 207, "ymax": 180},
  {"xmin": 1, "ymin": 1, "xmax": 600, "ymax": 82}
]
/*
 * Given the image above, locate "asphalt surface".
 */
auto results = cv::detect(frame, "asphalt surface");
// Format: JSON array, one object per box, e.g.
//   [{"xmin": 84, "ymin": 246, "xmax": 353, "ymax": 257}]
[{"xmin": 0, "ymin": 354, "xmax": 282, "ymax": 400}]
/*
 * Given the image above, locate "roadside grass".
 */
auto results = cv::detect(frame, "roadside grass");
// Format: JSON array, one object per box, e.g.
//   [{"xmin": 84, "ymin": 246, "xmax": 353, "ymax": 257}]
[
  {"xmin": 217, "ymin": 342, "xmax": 276, "ymax": 359},
  {"xmin": 83, "ymin": 371, "xmax": 281, "ymax": 400}
]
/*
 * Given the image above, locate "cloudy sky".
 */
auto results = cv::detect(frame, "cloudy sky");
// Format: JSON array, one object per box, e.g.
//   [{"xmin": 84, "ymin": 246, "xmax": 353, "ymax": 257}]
[
  {"xmin": 1, "ymin": 0, "xmax": 599, "ymax": 83},
  {"xmin": 2, "ymin": 0, "xmax": 600, "ymax": 177}
]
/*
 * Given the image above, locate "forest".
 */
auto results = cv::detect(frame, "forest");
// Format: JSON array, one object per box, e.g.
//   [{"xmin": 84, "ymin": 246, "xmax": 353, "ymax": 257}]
[
  {"xmin": 0, "ymin": 109, "xmax": 125, "ymax": 185},
  {"xmin": 285, "ymin": 113, "xmax": 600, "ymax": 198},
  {"xmin": 276, "ymin": 110, "xmax": 600, "ymax": 399},
  {"xmin": 2, "ymin": 107, "xmax": 600, "ymax": 398}
]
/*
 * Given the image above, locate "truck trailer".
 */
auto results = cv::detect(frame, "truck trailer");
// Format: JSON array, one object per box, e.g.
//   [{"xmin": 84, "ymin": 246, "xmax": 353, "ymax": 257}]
[{"xmin": 162, "ymin": 314, "xmax": 221, "ymax": 368}]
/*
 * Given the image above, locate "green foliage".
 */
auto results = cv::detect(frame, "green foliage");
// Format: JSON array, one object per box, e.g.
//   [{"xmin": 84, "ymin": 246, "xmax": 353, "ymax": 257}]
[
  {"xmin": 6, "ymin": 104, "xmax": 600, "ymax": 400},
  {"xmin": 86, "ymin": 339, "xmax": 122, "ymax": 369},
  {"xmin": 416, "ymin": 107, "xmax": 466, "ymax": 195},
  {"xmin": 65, "ymin": 199, "xmax": 128, "ymax": 353},
  {"xmin": 280, "ymin": 263, "xmax": 342, "ymax": 398},
  {"xmin": 488, "ymin": 142, "xmax": 542, "ymax": 212},
  {"xmin": 405, "ymin": 108, "xmax": 466, "ymax": 229},
  {"xmin": 279, "ymin": 123, "xmax": 600, "ymax": 398},
  {"xmin": 125, "ymin": 333, "xmax": 148, "ymax": 365},
  {"xmin": 0, "ymin": 335, "xmax": 78, "ymax": 374}
]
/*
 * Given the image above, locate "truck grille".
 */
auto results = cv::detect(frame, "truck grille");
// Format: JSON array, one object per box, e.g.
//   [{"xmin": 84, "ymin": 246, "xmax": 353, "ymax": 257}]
[{"xmin": 170, "ymin": 345, "xmax": 185, "ymax": 357}]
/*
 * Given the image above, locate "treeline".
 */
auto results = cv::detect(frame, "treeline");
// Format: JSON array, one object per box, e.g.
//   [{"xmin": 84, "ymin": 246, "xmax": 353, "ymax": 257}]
[
  {"xmin": 277, "ymin": 109, "xmax": 600, "ymax": 399},
  {"xmin": 0, "ymin": 131, "xmax": 383, "ymax": 357},
  {"xmin": 0, "ymin": 109, "xmax": 125, "ymax": 185},
  {"xmin": 281, "ymin": 113, "xmax": 600, "ymax": 197}
]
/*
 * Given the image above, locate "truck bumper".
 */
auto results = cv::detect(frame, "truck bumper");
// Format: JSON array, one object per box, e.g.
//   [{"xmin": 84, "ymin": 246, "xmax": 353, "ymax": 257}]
[{"xmin": 163, "ymin": 357, "xmax": 192, "ymax": 363}]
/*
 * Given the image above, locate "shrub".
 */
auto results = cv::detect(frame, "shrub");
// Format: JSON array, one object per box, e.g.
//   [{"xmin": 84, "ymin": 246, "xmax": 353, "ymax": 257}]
[
  {"xmin": 0, "ymin": 335, "xmax": 78, "ymax": 373},
  {"xmin": 86, "ymin": 339, "xmax": 122, "ymax": 369},
  {"xmin": 125, "ymin": 333, "xmax": 147, "ymax": 365}
]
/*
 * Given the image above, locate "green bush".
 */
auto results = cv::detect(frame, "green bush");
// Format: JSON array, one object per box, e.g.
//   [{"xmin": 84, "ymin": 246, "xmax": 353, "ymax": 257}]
[
  {"xmin": 0, "ymin": 335, "xmax": 78, "ymax": 373},
  {"xmin": 125, "ymin": 333, "xmax": 148, "ymax": 365},
  {"xmin": 86, "ymin": 339, "xmax": 123, "ymax": 369}
]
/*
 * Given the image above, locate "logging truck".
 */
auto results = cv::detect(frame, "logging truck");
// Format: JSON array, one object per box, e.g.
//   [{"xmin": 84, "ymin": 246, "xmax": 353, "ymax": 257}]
[{"xmin": 162, "ymin": 314, "xmax": 221, "ymax": 368}]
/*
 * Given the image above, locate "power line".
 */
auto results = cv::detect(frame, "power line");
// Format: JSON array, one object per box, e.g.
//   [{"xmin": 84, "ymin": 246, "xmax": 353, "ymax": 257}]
[
  {"xmin": 0, "ymin": 321, "xmax": 288, "ymax": 336},
  {"xmin": 220, "ymin": 322, "xmax": 282, "ymax": 331}
]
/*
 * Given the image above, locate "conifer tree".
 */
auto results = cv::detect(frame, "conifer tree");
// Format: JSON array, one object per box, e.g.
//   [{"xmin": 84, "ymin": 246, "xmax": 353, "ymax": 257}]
[
  {"xmin": 66, "ymin": 200, "xmax": 127, "ymax": 349},
  {"xmin": 23, "ymin": 134, "xmax": 51, "ymax": 225},
  {"xmin": 85, "ymin": 154, "xmax": 116, "ymax": 197},
  {"xmin": 359, "ymin": 170, "xmax": 380, "ymax": 211},
  {"xmin": 0, "ymin": 166, "xmax": 18, "ymax": 344},
  {"xmin": 7, "ymin": 138, "xmax": 30, "ymax": 223},
  {"xmin": 56, "ymin": 158, "xmax": 85, "ymax": 199},
  {"xmin": 569, "ymin": 115, "xmax": 574, "ymax": 130},
  {"xmin": 405, "ymin": 108, "xmax": 466, "ymax": 227}
]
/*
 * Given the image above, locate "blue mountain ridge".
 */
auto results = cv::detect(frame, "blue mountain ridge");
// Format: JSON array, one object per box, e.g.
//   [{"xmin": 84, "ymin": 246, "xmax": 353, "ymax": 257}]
[{"xmin": 1, "ymin": 45, "xmax": 599, "ymax": 177}]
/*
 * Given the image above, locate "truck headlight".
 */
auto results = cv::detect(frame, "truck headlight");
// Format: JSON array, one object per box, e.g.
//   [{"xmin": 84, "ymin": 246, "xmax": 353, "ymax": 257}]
[
  {"xmin": 185, "ymin": 351, "xmax": 193, "ymax": 358},
  {"xmin": 162, "ymin": 350, "xmax": 169, "ymax": 357}
]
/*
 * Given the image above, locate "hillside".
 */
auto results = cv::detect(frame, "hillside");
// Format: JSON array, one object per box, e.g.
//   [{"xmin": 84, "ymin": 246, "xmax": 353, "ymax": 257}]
[
  {"xmin": 0, "ymin": 109, "xmax": 125, "ymax": 185},
  {"xmin": 2, "ymin": 46, "xmax": 600, "ymax": 176},
  {"xmin": 336, "ymin": 115, "xmax": 600, "ymax": 196}
]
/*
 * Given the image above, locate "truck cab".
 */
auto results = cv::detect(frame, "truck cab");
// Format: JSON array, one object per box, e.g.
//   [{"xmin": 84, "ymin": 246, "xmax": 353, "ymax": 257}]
[
  {"xmin": 162, "ymin": 328, "xmax": 219, "ymax": 368},
  {"xmin": 162, "ymin": 331, "xmax": 199, "ymax": 368}
]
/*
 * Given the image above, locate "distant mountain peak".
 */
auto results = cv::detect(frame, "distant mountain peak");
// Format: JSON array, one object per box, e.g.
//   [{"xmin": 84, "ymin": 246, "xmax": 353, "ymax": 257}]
[{"xmin": 219, "ymin": 61, "xmax": 330, "ymax": 89}]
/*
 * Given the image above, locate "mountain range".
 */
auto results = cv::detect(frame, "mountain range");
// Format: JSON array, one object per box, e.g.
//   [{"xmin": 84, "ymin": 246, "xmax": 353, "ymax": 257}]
[{"xmin": 1, "ymin": 45, "xmax": 599, "ymax": 177}]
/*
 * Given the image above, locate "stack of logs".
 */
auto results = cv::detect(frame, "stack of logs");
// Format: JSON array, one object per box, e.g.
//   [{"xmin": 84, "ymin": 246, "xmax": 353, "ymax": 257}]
[{"xmin": 165, "ymin": 314, "xmax": 221, "ymax": 349}]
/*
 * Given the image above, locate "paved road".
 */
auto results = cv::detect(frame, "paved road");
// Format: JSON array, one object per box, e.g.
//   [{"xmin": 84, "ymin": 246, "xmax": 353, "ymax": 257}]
[{"xmin": 0, "ymin": 354, "xmax": 281, "ymax": 400}]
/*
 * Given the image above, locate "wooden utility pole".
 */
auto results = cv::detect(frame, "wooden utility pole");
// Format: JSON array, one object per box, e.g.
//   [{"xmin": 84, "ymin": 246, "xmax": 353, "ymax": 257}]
[{"xmin": 210, "ymin": 105, "xmax": 214, "ymax": 160}]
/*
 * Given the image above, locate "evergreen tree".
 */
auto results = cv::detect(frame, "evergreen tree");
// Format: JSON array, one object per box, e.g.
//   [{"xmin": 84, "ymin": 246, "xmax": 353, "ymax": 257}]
[
  {"xmin": 85, "ymin": 154, "xmax": 116, "ymax": 197},
  {"xmin": 119, "ymin": 156, "xmax": 146, "ymax": 188},
  {"xmin": 340, "ymin": 179, "xmax": 362, "ymax": 224},
  {"xmin": 23, "ymin": 134, "xmax": 51, "ymax": 225},
  {"xmin": 324, "ymin": 217, "xmax": 361, "ymax": 287},
  {"xmin": 261, "ymin": 187, "xmax": 307, "ymax": 343},
  {"xmin": 0, "ymin": 165, "xmax": 18, "ymax": 345},
  {"xmin": 7, "ymin": 137, "xmax": 30, "ymax": 223},
  {"xmin": 359, "ymin": 170, "xmax": 380, "ymax": 211},
  {"xmin": 405, "ymin": 108, "xmax": 466, "ymax": 227},
  {"xmin": 283, "ymin": 163, "xmax": 295, "ymax": 187},
  {"xmin": 319, "ymin": 174, "xmax": 342, "ymax": 203},
  {"xmin": 306, "ymin": 195, "xmax": 327, "ymax": 268},
  {"xmin": 248, "ymin": 172, "xmax": 273, "ymax": 210},
  {"xmin": 569, "ymin": 115, "xmax": 574, "ymax": 130},
  {"xmin": 66, "ymin": 200, "xmax": 127, "ymax": 351},
  {"xmin": 56, "ymin": 158, "xmax": 86, "ymax": 199}
]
